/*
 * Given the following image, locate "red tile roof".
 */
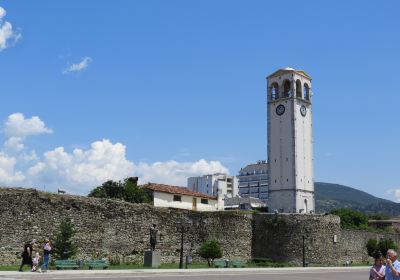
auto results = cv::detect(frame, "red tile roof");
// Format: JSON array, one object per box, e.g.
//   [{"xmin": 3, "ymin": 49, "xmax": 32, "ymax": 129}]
[{"xmin": 142, "ymin": 183, "xmax": 217, "ymax": 200}]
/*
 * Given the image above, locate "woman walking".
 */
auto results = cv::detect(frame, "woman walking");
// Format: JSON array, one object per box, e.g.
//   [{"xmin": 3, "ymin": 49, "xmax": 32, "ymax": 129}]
[
  {"xmin": 18, "ymin": 239, "xmax": 36, "ymax": 272},
  {"xmin": 39, "ymin": 238, "xmax": 51, "ymax": 273}
]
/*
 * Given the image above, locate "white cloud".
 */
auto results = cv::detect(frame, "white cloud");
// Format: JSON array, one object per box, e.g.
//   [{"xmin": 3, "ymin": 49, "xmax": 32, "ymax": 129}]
[
  {"xmin": 0, "ymin": 7, "xmax": 6, "ymax": 18},
  {"xmin": 0, "ymin": 7, "xmax": 21, "ymax": 51},
  {"xmin": 0, "ymin": 152, "xmax": 25, "ymax": 184},
  {"xmin": 63, "ymin": 57, "xmax": 92, "ymax": 74},
  {"xmin": 4, "ymin": 136, "xmax": 24, "ymax": 151},
  {"xmin": 0, "ymin": 113, "xmax": 230, "ymax": 194},
  {"xmin": 27, "ymin": 139, "xmax": 135, "ymax": 193},
  {"xmin": 387, "ymin": 189, "xmax": 400, "ymax": 202},
  {"xmin": 24, "ymin": 139, "xmax": 229, "ymax": 193},
  {"xmin": 21, "ymin": 150, "xmax": 38, "ymax": 162},
  {"xmin": 4, "ymin": 113, "xmax": 53, "ymax": 138},
  {"xmin": 133, "ymin": 159, "xmax": 229, "ymax": 186}
]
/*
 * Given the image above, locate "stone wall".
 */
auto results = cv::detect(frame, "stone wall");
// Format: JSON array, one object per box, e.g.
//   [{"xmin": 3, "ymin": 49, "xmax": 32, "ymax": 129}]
[
  {"xmin": 1, "ymin": 188, "xmax": 400, "ymax": 266},
  {"xmin": 338, "ymin": 230, "xmax": 400, "ymax": 265},
  {"xmin": 252, "ymin": 213, "xmax": 400, "ymax": 266},
  {"xmin": 0, "ymin": 188, "xmax": 252, "ymax": 265},
  {"xmin": 252, "ymin": 213, "xmax": 342, "ymax": 265}
]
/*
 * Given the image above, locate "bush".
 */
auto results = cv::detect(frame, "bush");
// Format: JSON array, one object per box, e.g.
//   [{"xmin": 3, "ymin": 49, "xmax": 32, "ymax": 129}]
[
  {"xmin": 89, "ymin": 178, "xmax": 151, "ymax": 204},
  {"xmin": 366, "ymin": 238, "xmax": 397, "ymax": 258},
  {"xmin": 330, "ymin": 208, "xmax": 369, "ymax": 229},
  {"xmin": 53, "ymin": 218, "xmax": 78, "ymax": 260},
  {"xmin": 199, "ymin": 240, "xmax": 223, "ymax": 267},
  {"xmin": 366, "ymin": 239, "xmax": 378, "ymax": 257},
  {"xmin": 378, "ymin": 239, "xmax": 397, "ymax": 257}
]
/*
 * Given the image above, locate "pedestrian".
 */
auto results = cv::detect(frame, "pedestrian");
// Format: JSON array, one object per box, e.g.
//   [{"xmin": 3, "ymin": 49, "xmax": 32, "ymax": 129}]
[
  {"xmin": 39, "ymin": 238, "xmax": 52, "ymax": 273},
  {"xmin": 386, "ymin": 249, "xmax": 400, "ymax": 280},
  {"xmin": 18, "ymin": 239, "xmax": 36, "ymax": 272},
  {"xmin": 31, "ymin": 252, "xmax": 40, "ymax": 272},
  {"xmin": 369, "ymin": 254, "xmax": 385, "ymax": 280}
]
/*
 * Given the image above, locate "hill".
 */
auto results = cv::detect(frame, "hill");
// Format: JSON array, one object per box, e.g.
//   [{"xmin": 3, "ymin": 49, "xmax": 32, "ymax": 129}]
[{"xmin": 315, "ymin": 182, "xmax": 400, "ymax": 217}]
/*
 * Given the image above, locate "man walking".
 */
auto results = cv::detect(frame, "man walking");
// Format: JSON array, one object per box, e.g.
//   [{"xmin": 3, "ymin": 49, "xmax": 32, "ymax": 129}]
[{"xmin": 386, "ymin": 249, "xmax": 400, "ymax": 280}]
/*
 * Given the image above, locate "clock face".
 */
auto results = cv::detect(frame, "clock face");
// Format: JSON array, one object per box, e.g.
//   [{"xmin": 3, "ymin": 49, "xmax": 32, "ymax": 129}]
[
  {"xmin": 276, "ymin": 104, "xmax": 285, "ymax": 116},
  {"xmin": 300, "ymin": 105, "xmax": 307, "ymax": 117}
]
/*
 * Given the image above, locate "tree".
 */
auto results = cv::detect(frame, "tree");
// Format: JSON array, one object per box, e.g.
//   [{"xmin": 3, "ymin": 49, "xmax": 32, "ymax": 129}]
[
  {"xmin": 199, "ymin": 240, "xmax": 223, "ymax": 267},
  {"xmin": 330, "ymin": 208, "xmax": 369, "ymax": 229},
  {"xmin": 366, "ymin": 238, "xmax": 397, "ymax": 258},
  {"xmin": 378, "ymin": 239, "xmax": 397, "ymax": 257},
  {"xmin": 89, "ymin": 180, "xmax": 124, "ymax": 199},
  {"xmin": 366, "ymin": 239, "xmax": 378, "ymax": 257},
  {"xmin": 88, "ymin": 178, "xmax": 151, "ymax": 204},
  {"xmin": 53, "ymin": 218, "xmax": 78, "ymax": 260},
  {"xmin": 124, "ymin": 178, "xmax": 151, "ymax": 204}
]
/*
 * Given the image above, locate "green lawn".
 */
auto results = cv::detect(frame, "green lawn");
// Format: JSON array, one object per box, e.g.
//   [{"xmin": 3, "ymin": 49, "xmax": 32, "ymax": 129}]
[{"xmin": 0, "ymin": 263, "xmax": 210, "ymax": 271}]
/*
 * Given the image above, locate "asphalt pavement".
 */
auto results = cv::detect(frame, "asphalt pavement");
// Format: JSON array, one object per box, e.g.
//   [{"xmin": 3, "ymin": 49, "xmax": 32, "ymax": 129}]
[{"xmin": 0, "ymin": 267, "xmax": 369, "ymax": 280}]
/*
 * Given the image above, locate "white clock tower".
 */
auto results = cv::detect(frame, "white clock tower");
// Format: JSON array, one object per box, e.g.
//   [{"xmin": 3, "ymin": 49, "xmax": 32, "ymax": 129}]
[{"xmin": 267, "ymin": 67, "xmax": 314, "ymax": 213}]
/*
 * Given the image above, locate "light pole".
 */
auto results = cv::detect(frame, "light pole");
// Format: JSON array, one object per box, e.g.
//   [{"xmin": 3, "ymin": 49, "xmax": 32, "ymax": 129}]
[
  {"xmin": 175, "ymin": 219, "xmax": 192, "ymax": 269},
  {"xmin": 302, "ymin": 235, "xmax": 306, "ymax": 267}
]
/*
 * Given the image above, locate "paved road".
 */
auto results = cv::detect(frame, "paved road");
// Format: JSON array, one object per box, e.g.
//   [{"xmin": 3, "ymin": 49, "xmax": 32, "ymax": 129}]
[{"xmin": 0, "ymin": 267, "xmax": 369, "ymax": 280}]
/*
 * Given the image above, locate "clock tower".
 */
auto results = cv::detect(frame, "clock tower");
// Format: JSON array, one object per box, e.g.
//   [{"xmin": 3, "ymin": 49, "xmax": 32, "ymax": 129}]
[{"xmin": 267, "ymin": 67, "xmax": 314, "ymax": 213}]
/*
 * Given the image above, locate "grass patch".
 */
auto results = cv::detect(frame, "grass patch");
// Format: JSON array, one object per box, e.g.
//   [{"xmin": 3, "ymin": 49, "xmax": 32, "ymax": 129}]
[
  {"xmin": 247, "ymin": 258, "xmax": 297, "ymax": 268},
  {"xmin": 0, "ymin": 263, "xmax": 212, "ymax": 271},
  {"xmin": 0, "ymin": 265, "xmax": 21, "ymax": 271}
]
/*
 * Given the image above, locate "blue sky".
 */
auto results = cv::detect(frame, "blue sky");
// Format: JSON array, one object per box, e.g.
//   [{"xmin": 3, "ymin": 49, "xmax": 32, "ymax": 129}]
[{"xmin": 0, "ymin": 1, "xmax": 399, "ymax": 200}]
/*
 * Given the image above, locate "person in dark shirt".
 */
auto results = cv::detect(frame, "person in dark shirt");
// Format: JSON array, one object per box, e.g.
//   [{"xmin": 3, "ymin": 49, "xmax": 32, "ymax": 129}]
[{"xmin": 19, "ymin": 239, "xmax": 37, "ymax": 272}]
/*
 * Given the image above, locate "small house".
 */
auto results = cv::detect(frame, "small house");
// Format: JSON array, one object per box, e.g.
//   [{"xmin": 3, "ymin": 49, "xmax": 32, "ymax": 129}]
[{"xmin": 142, "ymin": 183, "xmax": 219, "ymax": 211}]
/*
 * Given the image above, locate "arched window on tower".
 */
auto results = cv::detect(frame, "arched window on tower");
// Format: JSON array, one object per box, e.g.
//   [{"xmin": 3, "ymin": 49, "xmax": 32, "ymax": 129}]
[
  {"xmin": 304, "ymin": 83, "xmax": 310, "ymax": 101},
  {"xmin": 296, "ymin": 80, "xmax": 302, "ymax": 98},
  {"xmin": 271, "ymin": 82, "xmax": 279, "ymax": 100},
  {"xmin": 283, "ymin": 80, "xmax": 291, "ymax": 98}
]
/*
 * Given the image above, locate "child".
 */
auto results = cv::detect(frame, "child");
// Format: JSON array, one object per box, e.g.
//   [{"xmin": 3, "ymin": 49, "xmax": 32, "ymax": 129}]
[{"xmin": 31, "ymin": 252, "xmax": 40, "ymax": 272}]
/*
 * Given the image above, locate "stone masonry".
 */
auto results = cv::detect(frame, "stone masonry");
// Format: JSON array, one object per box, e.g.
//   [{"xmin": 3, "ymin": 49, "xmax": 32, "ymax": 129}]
[
  {"xmin": 0, "ymin": 188, "xmax": 399, "ymax": 266},
  {"xmin": 0, "ymin": 188, "xmax": 252, "ymax": 265}
]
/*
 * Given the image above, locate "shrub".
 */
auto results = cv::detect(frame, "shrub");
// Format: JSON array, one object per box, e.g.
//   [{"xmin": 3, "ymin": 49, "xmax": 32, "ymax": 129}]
[
  {"xmin": 89, "ymin": 178, "xmax": 151, "ymax": 204},
  {"xmin": 379, "ymin": 239, "xmax": 397, "ymax": 257},
  {"xmin": 366, "ymin": 239, "xmax": 378, "ymax": 257},
  {"xmin": 366, "ymin": 238, "xmax": 397, "ymax": 258},
  {"xmin": 53, "ymin": 218, "xmax": 78, "ymax": 260},
  {"xmin": 199, "ymin": 240, "xmax": 223, "ymax": 267},
  {"xmin": 330, "ymin": 208, "xmax": 368, "ymax": 229}
]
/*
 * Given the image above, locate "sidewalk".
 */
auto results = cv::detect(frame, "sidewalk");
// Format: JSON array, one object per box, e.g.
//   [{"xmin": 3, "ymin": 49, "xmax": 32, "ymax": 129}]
[{"xmin": 0, "ymin": 266, "xmax": 370, "ymax": 276}]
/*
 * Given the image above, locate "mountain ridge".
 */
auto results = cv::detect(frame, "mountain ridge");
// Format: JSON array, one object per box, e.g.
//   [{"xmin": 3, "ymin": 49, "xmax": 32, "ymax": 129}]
[{"xmin": 315, "ymin": 182, "xmax": 400, "ymax": 217}]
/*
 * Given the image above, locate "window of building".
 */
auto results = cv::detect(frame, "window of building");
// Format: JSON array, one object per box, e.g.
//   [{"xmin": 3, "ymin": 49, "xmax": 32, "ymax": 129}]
[
  {"xmin": 201, "ymin": 199, "xmax": 208, "ymax": 204},
  {"xmin": 173, "ymin": 195, "xmax": 182, "ymax": 202}
]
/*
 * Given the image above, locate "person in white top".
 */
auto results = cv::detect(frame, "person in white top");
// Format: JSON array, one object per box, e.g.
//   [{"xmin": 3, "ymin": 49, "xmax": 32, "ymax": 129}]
[
  {"xmin": 369, "ymin": 254, "xmax": 385, "ymax": 280},
  {"xmin": 39, "ymin": 238, "xmax": 51, "ymax": 273},
  {"xmin": 31, "ymin": 252, "xmax": 40, "ymax": 272}
]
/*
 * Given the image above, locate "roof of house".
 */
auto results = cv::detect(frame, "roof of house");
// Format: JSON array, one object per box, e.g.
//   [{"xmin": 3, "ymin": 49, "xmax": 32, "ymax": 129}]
[{"xmin": 142, "ymin": 183, "xmax": 217, "ymax": 200}]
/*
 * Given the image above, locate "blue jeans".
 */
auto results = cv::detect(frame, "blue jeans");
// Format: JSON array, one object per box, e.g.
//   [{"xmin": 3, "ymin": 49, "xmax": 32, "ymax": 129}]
[{"xmin": 41, "ymin": 254, "xmax": 50, "ymax": 270}]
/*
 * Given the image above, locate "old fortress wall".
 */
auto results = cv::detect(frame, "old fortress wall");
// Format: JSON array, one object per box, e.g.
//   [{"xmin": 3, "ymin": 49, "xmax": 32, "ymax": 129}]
[
  {"xmin": 0, "ymin": 188, "xmax": 252, "ymax": 265},
  {"xmin": 0, "ymin": 188, "xmax": 399, "ymax": 265}
]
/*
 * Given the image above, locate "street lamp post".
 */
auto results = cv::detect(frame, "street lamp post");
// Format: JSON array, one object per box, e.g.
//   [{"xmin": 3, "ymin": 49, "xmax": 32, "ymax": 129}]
[
  {"xmin": 175, "ymin": 219, "xmax": 192, "ymax": 269},
  {"xmin": 302, "ymin": 235, "xmax": 306, "ymax": 267}
]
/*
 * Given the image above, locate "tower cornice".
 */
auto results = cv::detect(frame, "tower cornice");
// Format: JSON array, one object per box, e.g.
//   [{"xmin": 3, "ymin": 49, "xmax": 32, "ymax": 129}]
[{"xmin": 267, "ymin": 68, "xmax": 312, "ymax": 80}]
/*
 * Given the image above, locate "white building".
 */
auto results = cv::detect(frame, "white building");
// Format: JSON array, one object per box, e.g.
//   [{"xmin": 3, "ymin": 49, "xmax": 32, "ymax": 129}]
[
  {"xmin": 187, "ymin": 173, "xmax": 238, "ymax": 202},
  {"xmin": 224, "ymin": 196, "xmax": 267, "ymax": 210},
  {"xmin": 237, "ymin": 160, "xmax": 269, "ymax": 203},
  {"xmin": 143, "ymin": 183, "xmax": 220, "ymax": 211},
  {"xmin": 267, "ymin": 67, "xmax": 315, "ymax": 213}
]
